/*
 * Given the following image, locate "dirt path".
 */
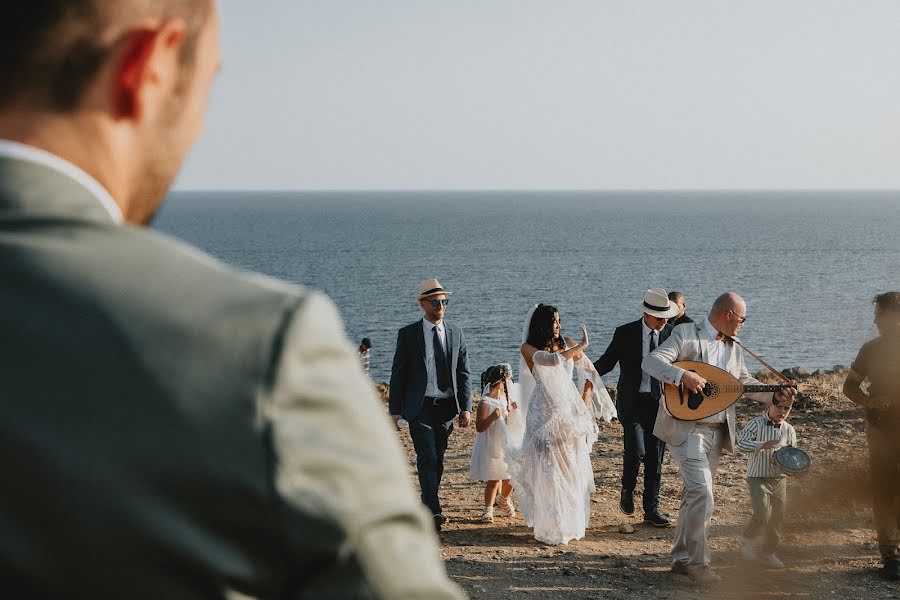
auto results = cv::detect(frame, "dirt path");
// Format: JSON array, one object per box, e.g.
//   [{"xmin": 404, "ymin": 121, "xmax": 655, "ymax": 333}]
[{"xmin": 390, "ymin": 373, "xmax": 900, "ymax": 599}]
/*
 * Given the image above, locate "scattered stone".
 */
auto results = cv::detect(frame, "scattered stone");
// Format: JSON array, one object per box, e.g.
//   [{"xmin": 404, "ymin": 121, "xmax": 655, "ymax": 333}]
[
  {"xmin": 619, "ymin": 524, "xmax": 636, "ymax": 534},
  {"xmin": 782, "ymin": 367, "xmax": 808, "ymax": 380}
]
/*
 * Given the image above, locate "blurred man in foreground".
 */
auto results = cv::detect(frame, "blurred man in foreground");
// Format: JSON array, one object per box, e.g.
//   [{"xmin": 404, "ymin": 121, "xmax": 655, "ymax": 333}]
[
  {"xmin": 0, "ymin": 1, "xmax": 462, "ymax": 598},
  {"xmin": 844, "ymin": 292, "xmax": 900, "ymax": 582}
]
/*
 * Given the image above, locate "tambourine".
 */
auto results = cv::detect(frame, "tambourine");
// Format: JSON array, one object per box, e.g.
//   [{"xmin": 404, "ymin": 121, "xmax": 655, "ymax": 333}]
[{"xmin": 774, "ymin": 446, "xmax": 811, "ymax": 475}]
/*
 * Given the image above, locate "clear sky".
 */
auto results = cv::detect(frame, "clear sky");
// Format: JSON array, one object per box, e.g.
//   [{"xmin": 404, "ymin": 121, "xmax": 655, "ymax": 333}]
[{"xmin": 174, "ymin": 1, "xmax": 900, "ymax": 191}]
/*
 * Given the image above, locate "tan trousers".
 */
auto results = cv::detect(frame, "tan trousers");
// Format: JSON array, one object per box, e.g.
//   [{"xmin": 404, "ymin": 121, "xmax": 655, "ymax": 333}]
[{"xmin": 744, "ymin": 477, "xmax": 787, "ymax": 554}]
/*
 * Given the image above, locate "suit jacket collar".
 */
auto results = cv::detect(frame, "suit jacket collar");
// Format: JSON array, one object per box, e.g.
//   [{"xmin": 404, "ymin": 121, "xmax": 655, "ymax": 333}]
[
  {"xmin": 698, "ymin": 318, "xmax": 743, "ymax": 370},
  {"xmin": 444, "ymin": 322, "xmax": 453, "ymax": 358},
  {"xmin": 0, "ymin": 152, "xmax": 121, "ymax": 225},
  {"xmin": 417, "ymin": 318, "xmax": 454, "ymax": 361},
  {"xmin": 694, "ymin": 320, "xmax": 710, "ymax": 363}
]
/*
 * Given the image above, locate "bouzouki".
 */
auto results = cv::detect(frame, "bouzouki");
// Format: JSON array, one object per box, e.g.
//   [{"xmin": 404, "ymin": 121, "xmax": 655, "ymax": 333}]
[{"xmin": 663, "ymin": 361, "xmax": 819, "ymax": 421}]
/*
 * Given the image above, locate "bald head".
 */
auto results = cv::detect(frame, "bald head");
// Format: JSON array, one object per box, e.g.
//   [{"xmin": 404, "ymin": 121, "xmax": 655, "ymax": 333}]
[
  {"xmin": 709, "ymin": 292, "xmax": 747, "ymax": 337},
  {"xmin": 710, "ymin": 292, "xmax": 744, "ymax": 316}
]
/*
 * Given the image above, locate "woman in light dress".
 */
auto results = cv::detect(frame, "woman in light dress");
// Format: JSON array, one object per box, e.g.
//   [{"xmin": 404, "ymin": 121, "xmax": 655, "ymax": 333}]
[{"xmin": 511, "ymin": 304, "xmax": 599, "ymax": 545}]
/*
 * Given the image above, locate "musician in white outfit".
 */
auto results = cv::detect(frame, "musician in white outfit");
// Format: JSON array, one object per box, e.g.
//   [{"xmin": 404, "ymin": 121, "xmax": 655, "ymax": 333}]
[{"xmin": 642, "ymin": 292, "xmax": 796, "ymax": 584}]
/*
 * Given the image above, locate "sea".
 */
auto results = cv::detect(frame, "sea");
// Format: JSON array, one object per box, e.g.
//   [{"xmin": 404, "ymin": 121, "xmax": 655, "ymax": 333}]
[{"xmin": 153, "ymin": 191, "xmax": 900, "ymax": 386}]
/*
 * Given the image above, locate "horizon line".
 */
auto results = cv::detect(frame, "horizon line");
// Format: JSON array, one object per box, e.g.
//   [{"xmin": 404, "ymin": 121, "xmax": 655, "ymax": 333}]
[{"xmin": 170, "ymin": 187, "xmax": 900, "ymax": 194}]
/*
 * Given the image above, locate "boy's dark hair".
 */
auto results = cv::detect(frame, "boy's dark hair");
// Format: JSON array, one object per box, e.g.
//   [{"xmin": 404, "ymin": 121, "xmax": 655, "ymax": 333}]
[{"xmin": 873, "ymin": 292, "xmax": 900, "ymax": 313}]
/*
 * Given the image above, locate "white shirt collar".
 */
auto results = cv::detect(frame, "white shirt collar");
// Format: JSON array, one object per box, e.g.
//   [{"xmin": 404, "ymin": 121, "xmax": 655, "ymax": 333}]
[
  {"xmin": 422, "ymin": 317, "xmax": 444, "ymax": 331},
  {"xmin": 640, "ymin": 318, "xmax": 660, "ymax": 338},
  {"xmin": 703, "ymin": 318, "xmax": 721, "ymax": 342},
  {"xmin": 0, "ymin": 140, "xmax": 123, "ymax": 224}
]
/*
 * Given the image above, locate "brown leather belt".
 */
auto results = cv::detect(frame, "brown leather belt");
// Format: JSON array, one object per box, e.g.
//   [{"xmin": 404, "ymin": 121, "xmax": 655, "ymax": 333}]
[{"xmin": 694, "ymin": 421, "xmax": 725, "ymax": 429}]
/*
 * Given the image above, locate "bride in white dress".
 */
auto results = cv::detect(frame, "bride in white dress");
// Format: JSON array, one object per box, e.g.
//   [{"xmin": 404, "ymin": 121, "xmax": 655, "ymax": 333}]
[{"xmin": 510, "ymin": 304, "xmax": 599, "ymax": 545}]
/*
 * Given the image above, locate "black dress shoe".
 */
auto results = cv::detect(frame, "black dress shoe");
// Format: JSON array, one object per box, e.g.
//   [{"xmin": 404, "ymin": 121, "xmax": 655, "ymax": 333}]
[
  {"xmin": 619, "ymin": 489, "xmax": 635, "ymax": 516},
  {"xmin": 883, "ymin": 559, "xmax": 900, "ymax": 581},
  {"xmin": 433, "ymin": 514, "xmax": 446, "ymax": 532},
  {"xmin": 644, "ymin": 511, "xmax": 672, "ymax": 527}
]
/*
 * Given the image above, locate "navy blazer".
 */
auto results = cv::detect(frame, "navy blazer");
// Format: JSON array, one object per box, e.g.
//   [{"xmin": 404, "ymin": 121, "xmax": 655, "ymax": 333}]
[
  {"xmin": 389, "ymin": 319, "xmax": 472, "ymax": 421},
  {"xmin": 594, "ymin": 318, "xmax": 672, "ymax": 420}
]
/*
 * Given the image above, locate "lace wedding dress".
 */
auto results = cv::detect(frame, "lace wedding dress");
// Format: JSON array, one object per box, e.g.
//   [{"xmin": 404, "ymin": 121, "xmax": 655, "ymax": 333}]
[{"xmin": 511, "ymin": 351, "xmax": 598, "ymax": 545}]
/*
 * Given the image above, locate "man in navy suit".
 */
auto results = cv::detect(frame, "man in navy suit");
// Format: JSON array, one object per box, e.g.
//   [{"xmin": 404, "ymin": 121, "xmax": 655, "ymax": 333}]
[
  {"xmin": 390, "ymin": 278, "xmax": 472, "ymax": 531},
  {"xmin": 595, "ymin": 289, "xmax": 678, "ymax": 527}
]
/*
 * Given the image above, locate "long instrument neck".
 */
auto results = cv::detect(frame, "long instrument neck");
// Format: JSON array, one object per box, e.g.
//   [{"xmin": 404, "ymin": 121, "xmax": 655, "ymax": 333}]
[{"xmin": 742, "ymin": 383, "xmax": 795, "ymax": 393}]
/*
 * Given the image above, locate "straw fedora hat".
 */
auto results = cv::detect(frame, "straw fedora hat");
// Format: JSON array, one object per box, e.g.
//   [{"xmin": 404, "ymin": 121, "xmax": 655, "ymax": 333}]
[
  {"xmin": 416, "ymin": 278, "xmax": 453, "ymax": 300},
  {"xmin": 641, "ymin": 288, "xmax": 679, "ymax": 319}
]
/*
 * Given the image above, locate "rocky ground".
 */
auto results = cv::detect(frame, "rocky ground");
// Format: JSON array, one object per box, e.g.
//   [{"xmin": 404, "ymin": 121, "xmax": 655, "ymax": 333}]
[{"xmin": 380, "ymin": 369, "xmax": 900, "ymax": 599}]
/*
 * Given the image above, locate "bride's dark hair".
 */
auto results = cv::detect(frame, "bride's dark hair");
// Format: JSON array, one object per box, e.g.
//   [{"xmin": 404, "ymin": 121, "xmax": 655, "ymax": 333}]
[{"xmin": 526, "ymin": 304, "xmax": 564, "ymax": 351}]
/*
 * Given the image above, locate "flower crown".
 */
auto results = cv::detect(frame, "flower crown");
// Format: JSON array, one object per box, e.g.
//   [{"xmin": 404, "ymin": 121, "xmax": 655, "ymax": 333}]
[{"xmin": 480, "ymin": 363, "xmax": 513, "ymax": 389}]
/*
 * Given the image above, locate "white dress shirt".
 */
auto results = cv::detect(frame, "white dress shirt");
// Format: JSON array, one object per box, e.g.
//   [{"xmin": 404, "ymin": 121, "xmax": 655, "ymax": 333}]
[
  {"xmin": 700, "ymin": 318, "xmax": 728, "ymax": 424},
  {"xmin": 640, "ymin": 319, "xmax": 663, "ymax": 394},
  {"xmin": 422, "ymin": 318, "xmax": 452, "ymax": 398},
  {"xmin": 0, "ymin": 140, "xmax": 123, "ymax": 224}
]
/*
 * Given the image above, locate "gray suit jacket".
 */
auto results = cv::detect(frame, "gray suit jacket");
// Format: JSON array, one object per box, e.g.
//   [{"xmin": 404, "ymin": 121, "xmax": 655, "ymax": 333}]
[
  {"xmin": 0, "ymin": 156, "xmax": 462, "ymax": 600},
  {"xmin": 641, "ymin": 320, "xmax": 771, "ymax": 454}
]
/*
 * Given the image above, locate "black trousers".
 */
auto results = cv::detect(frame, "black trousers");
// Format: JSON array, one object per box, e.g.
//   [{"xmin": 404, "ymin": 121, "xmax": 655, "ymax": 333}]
[
  {"xmin": 620, "ymin": 393, "xmax": 666, "ymax": 515},
  {"xmin": 408, "ymin": 397, "xmax": 456, "ymax": 516}
]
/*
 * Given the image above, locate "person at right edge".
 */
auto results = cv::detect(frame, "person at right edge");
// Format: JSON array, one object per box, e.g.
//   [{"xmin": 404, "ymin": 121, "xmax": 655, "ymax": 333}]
[
  {"xmin": 0, "ymin": 1, "xmax": 462, "ymax": 598},
  {"xmin": 843, "ymin": 291, "xmax": 900, "ymax": 582}
]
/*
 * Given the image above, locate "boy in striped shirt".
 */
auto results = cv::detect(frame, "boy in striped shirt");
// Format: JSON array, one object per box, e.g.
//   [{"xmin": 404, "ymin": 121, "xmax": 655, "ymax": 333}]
[{"xmin": 736, "ymin": 396, "xmax": 798, "ymax": 568}]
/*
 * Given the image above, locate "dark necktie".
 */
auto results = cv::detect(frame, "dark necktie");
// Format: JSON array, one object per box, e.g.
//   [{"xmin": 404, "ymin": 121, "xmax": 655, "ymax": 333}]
[
  {"xmin": 433, "ymin": 326, "xmax": 451, "ymax": 392},
  {"xmin": 650, "ymin": 330, "xmax": 661, "ymax": 399}
]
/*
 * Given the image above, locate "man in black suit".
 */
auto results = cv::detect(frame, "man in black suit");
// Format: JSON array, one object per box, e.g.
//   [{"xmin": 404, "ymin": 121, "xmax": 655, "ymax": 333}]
[
  {"xmin": 668, "ymin": 291, "xmax": 694, "ymax": 327},
  {"xmin": 595, "ymin": 289, "xmax": 678, "ymax": 527},
  {"xmin": 390, "ymin": 278, "xmax": 472, "ymax": 531}
]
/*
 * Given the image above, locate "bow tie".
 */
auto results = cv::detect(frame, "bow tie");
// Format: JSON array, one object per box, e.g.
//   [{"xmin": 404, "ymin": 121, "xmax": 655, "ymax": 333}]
[{"xmin": 715, "ymin": 332, "xmax": 735, "ymax": 346}]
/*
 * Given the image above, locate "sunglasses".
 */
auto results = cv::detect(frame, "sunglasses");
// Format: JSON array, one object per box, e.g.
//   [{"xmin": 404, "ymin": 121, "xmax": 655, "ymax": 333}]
[
  {"xmin": 729, "ymin": 309, "xmax": 747, "ymax": 323},
  {"xmin": 429, "ymin": 298, "xmax": 450, "ymax": 308}
]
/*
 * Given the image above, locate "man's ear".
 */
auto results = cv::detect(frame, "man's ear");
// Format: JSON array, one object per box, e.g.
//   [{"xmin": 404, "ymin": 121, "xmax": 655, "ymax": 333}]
[{"xmin": 114, "ymin": 20, "xmax": 188, "ymax": 119}]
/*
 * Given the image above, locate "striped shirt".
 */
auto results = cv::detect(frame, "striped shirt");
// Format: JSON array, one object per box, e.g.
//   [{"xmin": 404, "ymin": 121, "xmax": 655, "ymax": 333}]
[{"xmin": 736, "ymin": 414, "xmax": 798, "ymax": 478}]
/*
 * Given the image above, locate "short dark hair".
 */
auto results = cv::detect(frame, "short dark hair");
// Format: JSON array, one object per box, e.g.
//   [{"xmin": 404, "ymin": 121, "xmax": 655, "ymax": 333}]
[
  {"xmin": 0, "ymin": 1, "xmax": 210, "ymax": 111},
  {"xmin": 360, "ymin": 338, "xmax": 371, "ymax": 349},
  {"xmin": 873, "ymin": 292, "xmax": 900, "ymax": 312},
  {"xmin": 668, "ymin": 291, "xmax": 684, "ymax": 302}
]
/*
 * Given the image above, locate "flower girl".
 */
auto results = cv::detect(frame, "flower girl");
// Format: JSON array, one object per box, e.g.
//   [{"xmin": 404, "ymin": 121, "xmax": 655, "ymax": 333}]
[{"xmin": 469, "ymin": 364, "xmax": 519, "ymax": 523}]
